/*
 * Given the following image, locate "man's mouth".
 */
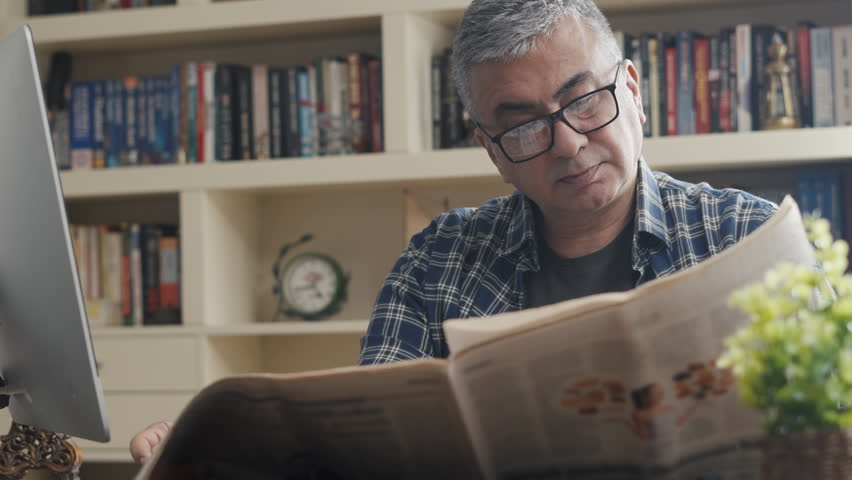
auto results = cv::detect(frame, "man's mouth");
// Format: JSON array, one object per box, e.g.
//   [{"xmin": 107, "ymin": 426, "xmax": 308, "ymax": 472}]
[{"xmin": 558, "ymin": 163, "xmax": 601, "ymax": 185}]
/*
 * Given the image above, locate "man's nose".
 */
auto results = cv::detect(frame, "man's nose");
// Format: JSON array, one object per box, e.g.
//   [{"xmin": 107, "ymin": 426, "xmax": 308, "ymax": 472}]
[{"xmin": 549, "ymin": 116, "xmax": 588, "ymax": 159}]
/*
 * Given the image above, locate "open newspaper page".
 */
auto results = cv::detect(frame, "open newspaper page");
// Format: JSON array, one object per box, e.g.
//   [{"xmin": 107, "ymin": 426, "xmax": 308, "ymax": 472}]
[
  {"xmin": 444, "ymin": 196, "xmax": 814, "ymax": 479},
  {"xmin": 136, "ymin": 359, "xmax": 482, "ymax": 480}
]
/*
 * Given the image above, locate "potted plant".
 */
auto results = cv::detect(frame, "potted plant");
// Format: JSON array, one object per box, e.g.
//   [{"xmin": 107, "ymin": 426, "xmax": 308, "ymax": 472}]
[{"xmin": 719, "ymin": 216, "xmax": 852, "ymax": 479}]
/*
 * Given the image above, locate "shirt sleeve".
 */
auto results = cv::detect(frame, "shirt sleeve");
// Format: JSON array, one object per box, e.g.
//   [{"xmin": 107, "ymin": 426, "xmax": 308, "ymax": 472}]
[{"xmin": 358, "ymin": 223, "xmax": 438, "ymax": 366}]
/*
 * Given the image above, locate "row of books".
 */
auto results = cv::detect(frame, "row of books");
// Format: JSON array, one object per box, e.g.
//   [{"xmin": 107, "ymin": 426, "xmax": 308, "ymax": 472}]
[
  {"xmin": 28, "ymin": 0, "xmax": 175, "ymax": 15},
  {"xmin": 64, "ymin": 54, "xmax": 384, "ymax": 170},
  {"xmin": 745, "ymin": 169, "xmax": 847, "ymax": 255},
  {"xmin": 72, "ymin": 223, "xmax": 181, "ymax": 328},
  {"xmin": 616, "ymin": 22, "xmax": 852, "ymax": 137},
  {"xmin": 430, "ymin": 22, "xmax": 852, "ymax": 143}
]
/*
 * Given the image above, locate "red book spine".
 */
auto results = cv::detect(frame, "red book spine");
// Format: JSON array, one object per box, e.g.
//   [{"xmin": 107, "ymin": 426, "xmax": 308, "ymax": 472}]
[
  {"xmin": 694, "ymin": 38, "xmax": 711, "ymax": 134},
  {"xmin": 665, "ymin": 46, "xmax": 678, "ymax": 136},
  {"xmin": 797, "ymin": 25, "xmax": 813, "ymax": 127},
  {"xmin": 159, "ymin": 236, "xmax": 180, "ymax": 310}
]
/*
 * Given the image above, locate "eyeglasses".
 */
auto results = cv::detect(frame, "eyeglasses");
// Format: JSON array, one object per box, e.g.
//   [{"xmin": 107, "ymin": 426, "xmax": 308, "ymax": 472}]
[{"xmin": 478, "ymin": 62, "xmax": 622, "ymax": 164}]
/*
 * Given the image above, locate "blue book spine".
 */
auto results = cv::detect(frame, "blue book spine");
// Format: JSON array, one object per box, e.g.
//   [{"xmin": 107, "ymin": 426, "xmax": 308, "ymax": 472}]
[
  {"xmin": 69, "ymin": 81, "xmax": 94, "ymax": 169},
  {"xmin": 105, "ymin": 79, "xmax": 117, "ymax": 168},
  {"xmin": 137, "ymin": 77, "xmax": 149, "ymax": 165},
  {"xmin": 296, "ymin": 68, "xmax": 313, "ymax": 157},
  {"xmin": 156, "ymin": 76, "xmax": 172, "ymax": 165},
  {"xmin": 170, "ymin": 65, "xmax": 182, "ymax": 164},
  {"xmin": 93, "ymin": 81, "xmax": 105, "ymax": 168},
  {"xmin": 676, "ymin": 31, "xmax": 696, "ymax": 136},
  {"xmin": 186, "ymin": 62, "xmax": 197, "ymax": 164},
  {"xmin": 123, "ymin": 77, "xmax": 139, "ymax": 166},
  {"xmin": 796, "ymin": 173, "xmax": 815, "ymax": 216}
]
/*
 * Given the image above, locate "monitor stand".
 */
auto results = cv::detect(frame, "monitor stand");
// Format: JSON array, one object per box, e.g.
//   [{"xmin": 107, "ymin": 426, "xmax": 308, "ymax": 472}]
[{"xmin": 0, "ymin": 377, "xmax": 82, "ymax": 480}]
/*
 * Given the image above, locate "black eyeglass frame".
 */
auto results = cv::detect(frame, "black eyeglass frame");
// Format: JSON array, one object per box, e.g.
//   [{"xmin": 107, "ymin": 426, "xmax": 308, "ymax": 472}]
[{"xmin": 477, "ymin": 62, "xmax": 622, "ymax": 164}]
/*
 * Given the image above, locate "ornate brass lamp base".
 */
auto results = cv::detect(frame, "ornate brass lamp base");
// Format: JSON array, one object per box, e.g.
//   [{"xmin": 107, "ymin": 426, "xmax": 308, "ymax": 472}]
[{"xmin": 0, "ymin": 422, "xmax": 81, "ymax": 480}]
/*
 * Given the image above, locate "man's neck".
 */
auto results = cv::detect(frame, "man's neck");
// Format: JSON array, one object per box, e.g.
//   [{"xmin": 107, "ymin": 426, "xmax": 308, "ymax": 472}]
[{"xmin": 537, "ymin": 188, "xmax": 637, "ymax": 259}]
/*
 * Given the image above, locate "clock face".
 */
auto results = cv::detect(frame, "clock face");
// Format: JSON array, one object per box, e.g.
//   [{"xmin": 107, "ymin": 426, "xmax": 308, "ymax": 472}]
[{"xmin": 281, "ymin": 254, "xmax": 341, "ymax": 315}]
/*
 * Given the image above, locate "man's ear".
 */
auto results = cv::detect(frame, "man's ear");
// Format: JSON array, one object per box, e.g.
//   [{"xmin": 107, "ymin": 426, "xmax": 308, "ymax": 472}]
[
  {"xmin": 476, "ymin": 130, "xmax": 512, "ymax": 184},
  {"xmin": 623, "ymin": 59, "xmax": 646, "ymax": 125}
]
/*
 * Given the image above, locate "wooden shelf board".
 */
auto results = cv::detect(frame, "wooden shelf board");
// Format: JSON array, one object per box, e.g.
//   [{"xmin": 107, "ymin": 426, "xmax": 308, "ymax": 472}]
[
  {"xmin": 13, "ymin": 0, "xmax": 832, "ymax": 53},
  {"xmin": 91, "ymin": 320, "xmax": 369, "ymax": 337},
  {"xmin": 61, "ymin": 126, "xmax": 852, "ymax": 199}
]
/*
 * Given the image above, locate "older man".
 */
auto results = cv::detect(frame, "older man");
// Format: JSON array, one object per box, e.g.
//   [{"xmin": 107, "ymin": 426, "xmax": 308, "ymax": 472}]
[
  {"xmin": 358, "ymin": 0, "xmax": 775, "ymax": 364},
  {"xmin": 130, "ymin": 0, "xmax": 775, "ymax": 462}
]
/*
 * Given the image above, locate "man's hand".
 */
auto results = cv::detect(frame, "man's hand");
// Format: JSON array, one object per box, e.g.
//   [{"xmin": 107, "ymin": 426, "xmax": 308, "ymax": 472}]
[{"xmin": 130, "ymin": 421, "xmax": 173, "ymax": 464}]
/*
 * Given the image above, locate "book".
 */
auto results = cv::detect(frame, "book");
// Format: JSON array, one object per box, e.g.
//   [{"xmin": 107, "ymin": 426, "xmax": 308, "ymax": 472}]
[{"xmin": 138, "ymin": 197, "xmax": 814, "ymax": 480}]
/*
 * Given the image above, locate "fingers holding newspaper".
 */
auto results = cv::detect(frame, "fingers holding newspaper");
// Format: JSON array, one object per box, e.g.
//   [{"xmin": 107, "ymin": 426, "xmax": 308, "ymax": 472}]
[{"xmin": 130, "ymin": 421, "xmax": 173, "ymax": 464}]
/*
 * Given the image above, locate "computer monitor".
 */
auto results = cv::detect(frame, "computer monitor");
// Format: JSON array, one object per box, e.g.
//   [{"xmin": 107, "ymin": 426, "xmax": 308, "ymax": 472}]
[{"xmin": 0, "ymin": 25, "xmax": 110, "ymax": 442}]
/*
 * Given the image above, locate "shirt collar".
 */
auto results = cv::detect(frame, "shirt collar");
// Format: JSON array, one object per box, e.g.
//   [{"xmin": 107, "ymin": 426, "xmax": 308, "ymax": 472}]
[
  {"xmin": 634, "ymin": 156, "xmax": 672, "ymax": 249},
  {"xmin": 500, "ymin": 157, "xmax": 672, "ymax": 258}
]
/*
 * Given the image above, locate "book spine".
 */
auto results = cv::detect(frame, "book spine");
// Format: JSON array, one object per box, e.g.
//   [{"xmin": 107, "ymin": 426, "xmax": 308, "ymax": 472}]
[
  {"xmin": 735, "ymin": 24, "xmax": 753, "ymax": 132},
  {"xmin": 797, "ymin": 24, "xmax": 814, "ymax": 128},
  {"xmin": 708, "ymin": 35, "xmax": 721, "ymax": 133},
  {"xmin": 832, "ymin": 25, "xmax": 852, "ymax": 126},
  {"xmin": 186, "ymin": 62, "xmax": 197, "ymax": 163},
  {"xmin": 70, "ymin": 81, "xmax": 95, "ymax": 169},
  {"xmin": 88, "ymin": 224, "xmax": 101, "ymax": 300},
  {"xmin": 368, "ymin": 58, "xmax": 383, "ymax": 152},
  {"xmin": 359, "ymin": 56, "xmax": 372, "ymax": 152},
  {"xmin": 141, "ymin": 225, "xmax": 161, "ymax": 325},
  {"xmin": 347, "ymin": 52, "xmax": 366, "ymax": 153},
  {"xmin": 204, "ymin": 62, "xmax": 216, "ymax": 162},
  {"xmin": 195, "ymin": 63, "xmax": 205, "ymax": 163},
  {"xmin": 656, "ymin": 33, "xmax": 667, "ymax": 137},
  {"xmin": 252, "ymin": 64, "xmax": 270, "ymax": 160},
  {"xmin": 285, "ymin": 67, "xmax": 300, "ymax": 157},
  {"xmin": 236, "ymin": 66, "xmax": 254, "ymax": 160},
  {"xmin": 93, "ymin": 80, "xmax": 106, "ymax": 168},
  {"xmin": 215, "ymin": 65, "xmax": 234, "ymax": 161},
  {"xmin": 159, "ymin": 232, "xmax": 180, "ymax": 311},
  {"xmin": 639, "ymin": 34, "xmax": 652, "ymax": 138},
  {"xmin": 137, "ymin": 77, "xmax": 149, "ymax": 165},
  {"xmin": 812, "ymin": 26, "xmax": 836, "ymax": 128},
  {"xmin": 431, "ymin": 55, "xmax": 442, "ymax": 148},
  {"xmin": 676, "ymin": 31, "xmax": 695, "ymax": 135},
  {"xmin": 309, "ymin": 64, "xmax": 320, "ymax": 156},
  {"xmin": 121, "ymin": 224, "xmax": 132, "ymax": 326},
  {"xmin": 665, "ymin": 43, "xmax": 678, "ymax": 136},
  {"xmin": 268, "ymin": 68, "xmax": 283, "ymax": 159},
  {"xmin": 718, "ymin": 29, "xmax": 733, "ymax": 132},
  {"xmin": 694, "ymin": 36, "xmax": 711, "ymax": 134},
  {"xmin": 130, "ymin": 223, "xmax": 143, "ymax": 326},
  {"xmin": 297, "ymin": 67, "xmax": 314, "ymax": 157},
  {"xmin": 123, "ymin": 76, "xmax": 139, "ymax": 166},
  {"xmin": 170, "ymin": 64, "xmax": 182, "ymax": 164},
  {"xmin": 146, "ymin": 77, "xmax": 158, "ymax": 164}
]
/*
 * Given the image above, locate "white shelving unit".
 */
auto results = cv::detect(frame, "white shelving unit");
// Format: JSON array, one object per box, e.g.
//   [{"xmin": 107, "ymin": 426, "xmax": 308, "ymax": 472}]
[{"xmin": 2, "ymin": 0, "xmax": 852, "ymax": 470}]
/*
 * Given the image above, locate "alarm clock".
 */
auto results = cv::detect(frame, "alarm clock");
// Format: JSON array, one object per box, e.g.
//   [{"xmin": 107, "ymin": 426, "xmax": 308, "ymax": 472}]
[{"xmin": 272, "ymin": 235, "xmax": 348, "ymax": 321}]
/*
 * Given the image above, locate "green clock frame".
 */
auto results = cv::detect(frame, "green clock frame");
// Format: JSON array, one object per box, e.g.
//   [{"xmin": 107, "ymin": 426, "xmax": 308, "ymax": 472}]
[{"xmin": 273, "ymin": 252, "xmax": 349, "ymax": 322}]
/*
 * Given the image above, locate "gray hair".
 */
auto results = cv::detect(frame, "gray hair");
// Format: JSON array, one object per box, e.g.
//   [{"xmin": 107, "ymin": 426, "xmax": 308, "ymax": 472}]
[{"xmin": 451, "ymin": 0, "xmax": 622, "ymax": 121}]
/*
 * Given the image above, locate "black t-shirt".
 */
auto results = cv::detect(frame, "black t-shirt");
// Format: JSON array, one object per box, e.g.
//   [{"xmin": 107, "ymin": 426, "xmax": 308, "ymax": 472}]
[{"xmin": 525, "ymin": 217, "xmax": 638, "ymax": 309}]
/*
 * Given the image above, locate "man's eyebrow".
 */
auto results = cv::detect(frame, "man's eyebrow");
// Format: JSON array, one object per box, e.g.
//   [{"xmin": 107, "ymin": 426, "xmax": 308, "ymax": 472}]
[
  {"xmin": 491, "ymin": 70, "xmax": 595, "ymax": 122},
  {"xmin": 493, "ymin": 101, "xmax": 538, "ymax": 121},
  {"xmin": 553, "ymin": 70, "xmax": 594, "ymax": 99}
]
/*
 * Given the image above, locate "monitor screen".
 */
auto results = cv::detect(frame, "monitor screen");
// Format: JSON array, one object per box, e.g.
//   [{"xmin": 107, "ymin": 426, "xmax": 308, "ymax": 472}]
[{"xmin": 0, "ymin": 25, "xmax": 110, "ymax": 443}]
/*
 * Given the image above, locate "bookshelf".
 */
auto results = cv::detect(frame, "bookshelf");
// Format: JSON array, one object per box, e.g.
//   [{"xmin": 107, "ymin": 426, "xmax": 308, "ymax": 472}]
[{"xmin": 2, "ymin": 0, "xmax": 852, "ymax": 472}]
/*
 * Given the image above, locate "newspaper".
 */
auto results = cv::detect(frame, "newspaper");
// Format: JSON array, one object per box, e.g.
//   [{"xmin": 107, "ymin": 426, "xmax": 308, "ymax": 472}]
[{"xmin": 137, "ymin": 196, "xmax": 814, "ymax": 480}]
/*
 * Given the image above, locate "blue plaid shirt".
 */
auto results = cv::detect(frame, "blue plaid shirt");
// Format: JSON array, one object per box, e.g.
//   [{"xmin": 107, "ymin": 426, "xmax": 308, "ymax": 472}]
[{"xmin": 359, "ymin": 159, "xmax": 777, "ymax": 365}]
